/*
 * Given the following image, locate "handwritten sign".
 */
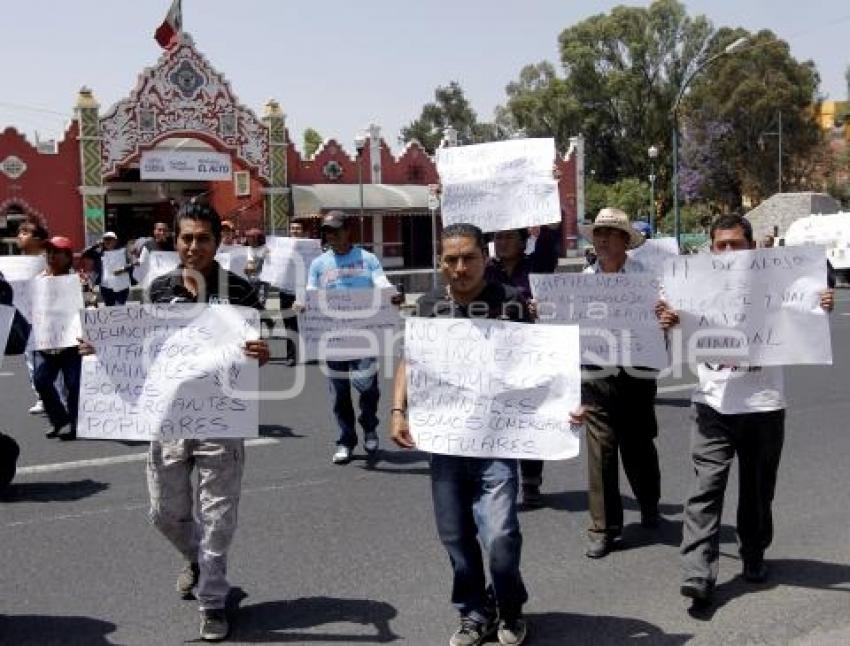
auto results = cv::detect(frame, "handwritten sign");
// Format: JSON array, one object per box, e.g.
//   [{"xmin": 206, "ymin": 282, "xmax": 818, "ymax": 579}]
[
  {"xmin": 260, "ymin": 237, "xmax": 323, "ymax": 294},
  {"xmin": 0, "ymin": 304, "xmax": 13, "ymax": 368},
  {"xmin": 29, "ymin": 275, "xmax": 84, "ymax": 350},
  {"xmin": 136, "ymin": 250, "xmax": 180, "ymax": 289},
  {"xmin": 298, "ymin": 288, "xmax": 401, "ymax": 361},
  {"xmin": 216, "ymin": 246, "xmax": 251, "ymax": 278},
  {"xmin": 405, "ymin": 318, "xmax": 581, "ymax": 460},
  {"xmin": 436, "ymin": 138, "xmax": 561, "ymax": 233},
  {"xmin": 77, "ymin": 304, "xmax": 260, "ymax": 441},
  {"xmin": 628, "ymin": 237, "xmax": 679, "ymax": 276},
  {"xmin": 662, "ymin": 246, "xmax": 831, "ymax": 365},
  {"xmin": 101, "ymin": 249, "xmax": 131, "ymax": 291},
  {"xmin": 0, "ymin": 255, "xmax": 45, "ymax": 281},
  {"xmin": 531, "ymin": 273, "xmax": 668, "ymax": 369}
]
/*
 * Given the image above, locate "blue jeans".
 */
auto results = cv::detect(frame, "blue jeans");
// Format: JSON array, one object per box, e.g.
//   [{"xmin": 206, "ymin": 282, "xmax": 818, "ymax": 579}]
[
  {"xmin": 325, "ymin": 358, "xmax": 380, "ymax": 448},
  {"xmin": 33, "ymin": 348, "xmax": 81, "ymax": 431},
  {"xmin": 430, "ymin": 455, "xmax": 527, "ymax": 622}
]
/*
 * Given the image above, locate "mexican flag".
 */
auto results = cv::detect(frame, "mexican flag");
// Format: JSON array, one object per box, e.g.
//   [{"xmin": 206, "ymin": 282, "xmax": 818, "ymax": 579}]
[{"xmin": 154, "ymin": 0, "xmax": 183, "ymax": 49}]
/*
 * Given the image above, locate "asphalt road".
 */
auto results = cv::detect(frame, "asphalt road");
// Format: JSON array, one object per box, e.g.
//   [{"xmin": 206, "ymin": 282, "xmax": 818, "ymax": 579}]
[{"xmin": 2, "ymin": 295, "xmax": 850, "ymax": 645}]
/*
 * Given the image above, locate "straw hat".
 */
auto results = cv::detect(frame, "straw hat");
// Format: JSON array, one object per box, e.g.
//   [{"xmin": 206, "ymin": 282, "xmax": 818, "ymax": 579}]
[{"xmin": 579, "ymin": 207, "xmax": 645, "ymax": 249}]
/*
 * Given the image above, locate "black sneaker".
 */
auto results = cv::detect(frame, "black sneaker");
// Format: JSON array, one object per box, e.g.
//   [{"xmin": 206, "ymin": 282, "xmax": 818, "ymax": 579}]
[
  {"xmin": 742, "ymin": 558, "xmax": 769, "ymax": 583},
  {"xmin": 520, "ymin": 484, "xmax": 543, "ymax": 508},
  {"xmin": 680, "ymin": 577, "xmax": 714, "ymax": 603},
  {"xmin": 497, "ymin": 616, "xmax": 528, "ymax": 645},
  {"xmin": 199, "ymin": 608, "xmax": 229, "ymax": 642},
  {"xmin": 585, "ymin": 534, "xmax": 617, "ymax": 559},
  {"xmin": 449, "ymin": 615, "xmax": 497, "ymax": 646},
  {"xmin": 176, "ymin": 561, "xmax": 200, "ymax": 599}
]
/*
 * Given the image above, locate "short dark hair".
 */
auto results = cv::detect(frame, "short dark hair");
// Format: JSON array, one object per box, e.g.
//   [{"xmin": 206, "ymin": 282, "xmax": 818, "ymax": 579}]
[
  {"xmin": 18, "ymin": 215, "xmax": 48, "ymax": 240},
  {"xmin": 710, "ymin": 214, "xmax": 753, "ymax": 244},
  {"xmin": 441, "ymin": 223, "xmax": 487, "ymax": 251},
  {"xmin": 175, "ymin": 200, "xmax": 222, "ymax": 242}
]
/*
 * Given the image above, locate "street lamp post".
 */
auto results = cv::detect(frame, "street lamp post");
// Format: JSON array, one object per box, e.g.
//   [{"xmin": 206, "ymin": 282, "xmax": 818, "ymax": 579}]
[
  {"xmin": 759, "ymin": 110, "xmax": 783, "ymax": 194},
  {"xmin": 354, "ymin": 132, "xmax": 367, "ymax": 247},
  {"xmin": 648, "ymin": 144, "xmax": 659, "ymax": 236},
  {"xmin": 672, "ymin": 36, "xmax": 749, "ymax": 247}
]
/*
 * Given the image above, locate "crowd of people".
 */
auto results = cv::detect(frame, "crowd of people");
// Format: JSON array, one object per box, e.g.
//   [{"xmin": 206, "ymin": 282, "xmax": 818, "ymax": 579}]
[{"xmin": 0, "ymin": 201, "xmax": 837, "ymax": 645}]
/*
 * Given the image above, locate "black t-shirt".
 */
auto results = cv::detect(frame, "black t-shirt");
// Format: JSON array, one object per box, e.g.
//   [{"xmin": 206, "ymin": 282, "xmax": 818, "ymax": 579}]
[
  {"xmin": 413, "ymin": 281, "xmax": 531, "ymax": 322},
  {"xmin": 148, "ymin": 261, "xmax": 262, "ymax": 309}
]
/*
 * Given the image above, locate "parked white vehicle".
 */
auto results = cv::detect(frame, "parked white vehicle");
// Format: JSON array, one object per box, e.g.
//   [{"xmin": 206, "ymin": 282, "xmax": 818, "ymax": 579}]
[{"xmin": 782, "ymin": 212, "xmax": 850, "ymax": 278}]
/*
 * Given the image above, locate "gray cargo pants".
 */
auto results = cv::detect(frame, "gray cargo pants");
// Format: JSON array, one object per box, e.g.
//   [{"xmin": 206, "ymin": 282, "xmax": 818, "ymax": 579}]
[
  {"xmin": 147, "ymin": 439, "xmax": 245, "ymax": 610},
  {"xmin": 681, "ymin": 404, "xmax": 785, "ymax": 582}
]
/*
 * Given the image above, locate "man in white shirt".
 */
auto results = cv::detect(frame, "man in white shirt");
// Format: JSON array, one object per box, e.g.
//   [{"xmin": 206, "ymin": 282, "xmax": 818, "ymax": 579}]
[{"xmin": 673, "ymin": 214, "xmax": 834, "ymax": 604}]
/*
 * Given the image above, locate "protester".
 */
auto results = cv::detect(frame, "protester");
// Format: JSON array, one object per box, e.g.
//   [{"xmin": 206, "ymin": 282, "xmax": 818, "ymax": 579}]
[
  {"xmin": 33, "ymin": 236, "xmax": 83, "ymax": 441},
  {"xmin": 306, "ymin": 211, "xmax": 400, "ymax": 465},
  {"xmin": 662, "ymin": 214, "xmax": 835, "ymax": 605},
  {"xmin": 243, "ymin": 228, "xmax": 269, "ymax": 306},
  {"xmin": 132, "ymin": 201, "xmax": 268, "ymax": 641},
  {"xmin": 144, "ymin": 221, "xmax": 176, "ymax": 253},
  {"xmin": 82, "ymin": 232, "xmax": 131, "ymax": 306},
  {"xmin": 15, "ymin": 215, "xmax": 49, "ymax": 415},
  {"xmin": 390, "ymin": 223, "xmax": 583, "ymax": 646},
  {"xmin": 578, "ymin": 207, "xmax": 663, "ymax": 559},
  {"xmin": 485, "ymin": 225, "xmax": 559, "ymax": 507},
  {"xmin": 280, "ymin": 220, "xmax": 306, "ymax": 366},
  {"xmin": 220, "ymin": 220, "xmax": 237, "ymax": 247}
]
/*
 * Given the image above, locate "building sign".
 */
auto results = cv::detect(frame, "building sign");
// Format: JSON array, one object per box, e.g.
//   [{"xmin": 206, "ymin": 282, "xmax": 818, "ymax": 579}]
[{"xmin": 140, "ymin": 150, "xmax": 233, "ymax": 181}]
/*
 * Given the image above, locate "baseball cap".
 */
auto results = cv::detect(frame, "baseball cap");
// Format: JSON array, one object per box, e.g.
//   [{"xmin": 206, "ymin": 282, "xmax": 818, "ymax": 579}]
[
  {"xmin": 102, "ymin": 231, "xmax": 118, "ymax": 240},
  {"xmin": 321, "ymin": 211, "xmax": 347, "ymax": 229},
  {"xmin": 46, "ymin": 236, "xmax": 74, "ymax": 252}
]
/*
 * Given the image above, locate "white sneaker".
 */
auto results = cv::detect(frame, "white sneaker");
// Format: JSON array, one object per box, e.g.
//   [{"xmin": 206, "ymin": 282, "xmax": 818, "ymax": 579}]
[
  {"xmin": 364, "ymin": 432, "xmax": 379, "ymax": 453},
  {"xmin": 29, "ymin": 400, "xmax": 44, "ymax": 414},
  {"xmin": 332, "ymin": 445, "xmax": 352, "ymax": 464}
]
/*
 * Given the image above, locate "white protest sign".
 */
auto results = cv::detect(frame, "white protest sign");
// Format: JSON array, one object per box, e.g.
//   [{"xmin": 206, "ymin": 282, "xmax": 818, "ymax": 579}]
[
  {"xmin": 436, "ymin": 138, "xmax": 561, "ymax": 233},
  {"xmin": 298, "ymin": 288, "xmax": 400, "ymax": 361},
  {"xmin": 260, "ymin": 237, "xmax": 323, "ymax": 293},
  {"xmin": 662, "ymin": 245, "xmax": 831, "ymax": 365},
  {"xmin": 216, "ymin": 245, "xmax": 251, "ymax": 278},
  {"xmin": 531, "ymin": 273, "xmax": 668, "ymax": 370},
  {"xmin": 29, "ymin": 275, "xmax": 84, "ymax": 350},
  {"xmin": 628, "ymin": 237, "xmax": 679, "ymax": 276},
  {"xmin": 0, "ymin": 304, "xmax": 14, "ymax": 369},
  {"xmin": 140, "ymin": 149, "xmax": 232, "ymax": 181},
  {"xmin": 136, "ymin": 250, "xmax": 180, "ymax": 289},
  {"xmin": 405, "ymin": 317, "xmax": 581, "ymax": 460},
  {"xmin": 101, "ymin": 249, "xmax": 131, "ymax": 291},
  {"xmin": 0, "ymin": 255, "xmax": 45, "ymax": 281},
  {"xmin": 77, "ymin": 304, "xmax": 260, "ymax": 441}
]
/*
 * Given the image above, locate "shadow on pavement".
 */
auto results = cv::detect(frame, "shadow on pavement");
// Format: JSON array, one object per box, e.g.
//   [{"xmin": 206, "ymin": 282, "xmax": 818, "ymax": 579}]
[
  {"xmin": 655, "ymin": 397, "xmax": 692, "ymax": 408},
  {"xmin": 542, "ymin": 491, "xmax": 683, "ymax": 516},
  {"xmin": 259, "ymin": 424, "xmax": 303, "ymax": 439},
  {"xmin": 688, "ymin": 557, "xmax": 850, "ymax": 620},
  {"xmin": 228, "ymin": 590, "xmax": 400, "ymax": 643},
  {"xmin": 0, "ymin": 478, "xmax": 109, "ymax": 503},
  {"xmin": 524, "ymin": 612, "xmax": 691, "ymax": 645},
  {"xmin": 0, "ymin": 614, "xmax": 117, "ymax": 645},
  {"xmin": 356, "ymin": 449, "xmax": 429, "ymax": 476}
]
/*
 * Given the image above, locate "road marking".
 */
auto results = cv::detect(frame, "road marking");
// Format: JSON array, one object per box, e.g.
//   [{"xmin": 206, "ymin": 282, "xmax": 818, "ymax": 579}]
[
  {"xmin": 16, "ymin": 438, "xmax": 278, "ymax": 476},
  {"xmin": 657, "ymin": 382, "xmax": 697, "ymax": 394}
]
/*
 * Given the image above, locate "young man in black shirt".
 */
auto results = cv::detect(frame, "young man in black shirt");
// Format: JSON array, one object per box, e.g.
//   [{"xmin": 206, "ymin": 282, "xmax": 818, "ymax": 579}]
[{"xmin": 390, "ymin": 223, "xmax": 535, "ymax": 646}]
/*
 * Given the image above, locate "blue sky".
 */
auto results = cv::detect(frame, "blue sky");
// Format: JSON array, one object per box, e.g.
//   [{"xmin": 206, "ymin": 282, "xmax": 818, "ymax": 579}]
[{"xmin": 1, "ymin": 1, "xmax": 848, "ymax": 153}]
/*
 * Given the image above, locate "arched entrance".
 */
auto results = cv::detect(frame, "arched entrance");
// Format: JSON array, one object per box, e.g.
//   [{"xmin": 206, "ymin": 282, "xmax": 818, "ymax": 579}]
[{"xmin": 76, "ymin": 33, "xmax": 287, "ymax": 246}]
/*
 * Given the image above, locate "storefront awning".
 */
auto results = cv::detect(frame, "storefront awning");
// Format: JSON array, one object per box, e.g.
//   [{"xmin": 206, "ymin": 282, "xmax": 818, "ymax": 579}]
[{"xmin": 292, "ymin": 184, "xmax": 431, "ymax": 218}]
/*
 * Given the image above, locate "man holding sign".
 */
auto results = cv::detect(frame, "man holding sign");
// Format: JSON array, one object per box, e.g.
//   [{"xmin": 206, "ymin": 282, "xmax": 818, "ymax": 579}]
[
  {"xmin": 307, "ymin": 211, "xmax": 401, "ymax": 465},
  {"xmin": 577, "ymin": 207, "xmax": 664, "ymax": 559},
  {"xmin": 660, "ymin": 215, "xmax": 834, "ymax": 605},
  {"xmin": 391, "ymin": 223, "xmax": 580, "ymax": 646},
  {"xmin": 134, "ymin": 201, "xmax": 268, "ymax": 642},
  {"xmin": 32, "ymin": 236, "xmax": 84, "ymax": 441}
]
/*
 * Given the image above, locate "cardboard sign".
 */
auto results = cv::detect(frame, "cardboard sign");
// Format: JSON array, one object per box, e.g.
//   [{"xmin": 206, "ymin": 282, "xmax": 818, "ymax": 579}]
[
  {"xmin": 436, "ymin": 138, "xmax": 561, "ymax": 233},
  {"xmin": 30, "ymin": 275, "xmax": 84, "ymax": 350},
  {"xmin": 405, "ymin": 317, "xmax": 582, "ymax": 460},
  {"xmin": 77, "ymin": 304, "xmax": 260, "ymax": 441},
  {"xmin": 101, "ymin": 249, "xmax": 131, "ymax": 291},
  {"xmin": 260, "ymin": 237, "xmax": 323, "ymax": 294}
]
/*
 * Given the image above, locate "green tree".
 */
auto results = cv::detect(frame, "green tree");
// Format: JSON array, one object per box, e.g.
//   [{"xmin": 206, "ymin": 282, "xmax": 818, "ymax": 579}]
[
  {"xmin": 400, "ymin": 81, "xmax": 505, "ymax": 153},
  {"xmin": 684, "ymin": 28, "xmax": 823, "ymax": 205},
  {"xmin": 586, "ymin": 178, "xmax": 652, "ymax": 220},
  {"xmin": 303, "ymin": 127, "xmax": 323, "ymax": 159}
]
